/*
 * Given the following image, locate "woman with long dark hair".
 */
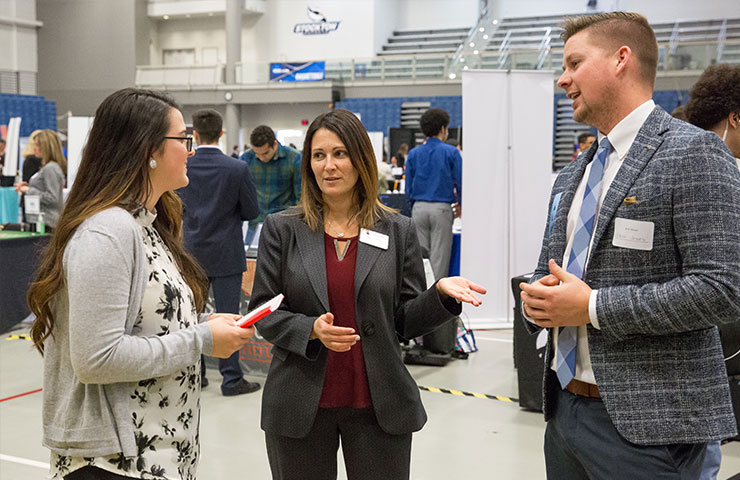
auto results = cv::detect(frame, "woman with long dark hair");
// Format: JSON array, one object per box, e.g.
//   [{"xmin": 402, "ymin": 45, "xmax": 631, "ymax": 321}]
[
  {"xmin": 28, "ymin": 88, "xmax": 255, "ymax": 480},
  {"xmin": 250, "ymin": 109, "xmax": 485, "ymax": 479}
]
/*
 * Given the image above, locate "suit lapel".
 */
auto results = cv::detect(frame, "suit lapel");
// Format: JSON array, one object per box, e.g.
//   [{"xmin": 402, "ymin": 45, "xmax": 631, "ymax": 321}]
[
  {"xmin": 354, "ymin": 219, "xmax": 389, "ymax": 298},
  {"xmin": 589, "ymin": 108, "xmax": 669, "ymax": 258},
  {"xmin": 295, "ymin": 221, "xmax": 331, "ymax": 312}
]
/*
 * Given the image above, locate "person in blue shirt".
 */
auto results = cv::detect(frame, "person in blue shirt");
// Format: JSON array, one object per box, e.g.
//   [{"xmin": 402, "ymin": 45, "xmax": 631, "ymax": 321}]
[{"xmin": 405, "ymin": 108, "xmax": 462, "ymax": 281}]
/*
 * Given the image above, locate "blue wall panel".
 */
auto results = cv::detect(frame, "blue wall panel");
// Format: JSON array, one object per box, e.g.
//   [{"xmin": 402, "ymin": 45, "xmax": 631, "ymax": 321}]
[{"xmin": 0, "ymin": 93, "xmax": 57, "ymax": 137}]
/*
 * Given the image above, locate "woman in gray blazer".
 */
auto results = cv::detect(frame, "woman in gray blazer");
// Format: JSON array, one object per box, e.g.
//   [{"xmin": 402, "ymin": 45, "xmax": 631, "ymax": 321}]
[
  {"xmin": 250, "ymin": 109, "xmax": 485, "ymax": 480},
  {"xmin": 15, "ymin": 129, "xmax": 66, "ymax": 231}
]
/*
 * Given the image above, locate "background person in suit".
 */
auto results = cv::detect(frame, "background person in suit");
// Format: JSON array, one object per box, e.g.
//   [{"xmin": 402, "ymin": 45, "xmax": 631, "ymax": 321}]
[
  {"xmin": 519, "ymin": 12, "xmax": 740, "ymax": 479},
  {"xmin": 249, "ymin": 109, "xmax": 485, "ymax": 480},
  {"xmin": 178, "ymin": 109, "xmax": 261, "ymax": 396}
]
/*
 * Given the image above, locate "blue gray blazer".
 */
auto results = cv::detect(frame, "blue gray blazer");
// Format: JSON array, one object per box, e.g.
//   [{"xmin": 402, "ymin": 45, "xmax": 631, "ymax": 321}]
[
  {"xmin": 527, "ymin": 107, "xmax": 740, "ymax": 445},
  {"xmin": 250, "ymin": 211, "xmax": 461, "ymax": 438}
]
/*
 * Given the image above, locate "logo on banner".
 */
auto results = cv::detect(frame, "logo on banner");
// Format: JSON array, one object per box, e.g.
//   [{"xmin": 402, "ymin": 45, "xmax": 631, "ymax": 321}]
[{"xmin": 294, "ymin": 6, "xmax": 340, "ymax": 35}]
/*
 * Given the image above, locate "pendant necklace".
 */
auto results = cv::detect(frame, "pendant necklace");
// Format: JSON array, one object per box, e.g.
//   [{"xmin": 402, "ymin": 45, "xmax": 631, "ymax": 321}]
[{"xmin": 327, "ymin": 218, "xmax": 350, "ymax": 261}]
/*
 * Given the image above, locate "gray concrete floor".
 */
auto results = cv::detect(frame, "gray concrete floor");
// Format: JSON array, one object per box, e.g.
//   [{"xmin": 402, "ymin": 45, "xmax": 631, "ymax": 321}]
[{"xmin": 1, "ymin": 328, "xmax": 739, "ymax": 479}]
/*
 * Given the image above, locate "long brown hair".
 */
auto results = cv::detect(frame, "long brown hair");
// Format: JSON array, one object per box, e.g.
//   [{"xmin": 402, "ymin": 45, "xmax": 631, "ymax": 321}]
[
  {"xmin": 296, "ymin": 109, "xmax": 394, "ymax": 230},
  {"xmin": 33, "ymin": 129, "xmax": 67, "ymax": 174},
  {"xmin": 28, "ymin": 88, "xmax": 208, "ymax": 354}
]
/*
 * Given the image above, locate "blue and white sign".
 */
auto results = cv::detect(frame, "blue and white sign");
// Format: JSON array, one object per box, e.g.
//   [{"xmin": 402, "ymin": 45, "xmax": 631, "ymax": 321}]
[
  {"xmin": 294, "ymin": 6, "xmax": 340, "ymax": 35},
  {"xmin": 270, "ymin": 61, "xmax": 326, "ymax": 82}
]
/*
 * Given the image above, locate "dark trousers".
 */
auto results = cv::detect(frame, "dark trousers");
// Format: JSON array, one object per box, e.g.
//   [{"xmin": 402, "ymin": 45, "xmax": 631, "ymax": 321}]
[
  {"xmin": 65, "ymin": 466, "xmax": 133, "ymax": 479},
  {"xmin": 200, "ymin": 273, "xmax": 246, "ymax": 391},
  {"xmin": 545, "ymin": 388, "xmax": 707, "ymax": 479},
  {"xmin": 265, "ymin": 408, "xmax": 412, "ymax": 480}
]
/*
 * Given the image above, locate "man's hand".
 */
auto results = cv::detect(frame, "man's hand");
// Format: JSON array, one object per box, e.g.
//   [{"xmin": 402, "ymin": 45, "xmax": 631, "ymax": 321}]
[{"xmin": 519, "ymin": 259, "xmax": 591, "ymax": 328}]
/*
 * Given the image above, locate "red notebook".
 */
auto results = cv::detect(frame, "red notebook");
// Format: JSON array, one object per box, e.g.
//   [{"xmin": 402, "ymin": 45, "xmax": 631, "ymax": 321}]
[{"xmin": 236, "ymin": 294, "xmax": 284, "ymax": 328}]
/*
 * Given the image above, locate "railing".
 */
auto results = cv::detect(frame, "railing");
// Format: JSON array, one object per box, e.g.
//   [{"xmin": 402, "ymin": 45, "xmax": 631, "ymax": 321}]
[
  {"xmin": 0, "ymin": 70, "xmax": 37, "ymax": 95},
  {"xmin": 717, "ymin": 19, "xmax": 727, "ymax": 63},
  {"xmin": 134, "ymin": 64, "xmax": 224, "ymax": 88},
  {"xmin": 134, "ymin": 39, "xmax": 740, "ymax": 88}
]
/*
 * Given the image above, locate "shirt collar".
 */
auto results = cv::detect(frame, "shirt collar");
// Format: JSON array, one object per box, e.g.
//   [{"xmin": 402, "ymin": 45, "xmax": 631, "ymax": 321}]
[
  {"xmin": 133, "ymin": 205, "xmax": 157, "ymax": 227},
  {"xmin": 196, "ymin": 145, "xmax": 222, "ymax": 152},
  {"xmin": 598, "ymin": 99, "xmax": 655, "ymax": 160}
]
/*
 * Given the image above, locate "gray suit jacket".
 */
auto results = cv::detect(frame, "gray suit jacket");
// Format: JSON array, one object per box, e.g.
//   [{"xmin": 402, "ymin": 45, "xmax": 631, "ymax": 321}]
[
  {"xmin": 251, "ymin": 210, "xmax": 461, "ymax": 438},
  {"xmin": 527, "ymin": 107, "xmax": 740, "ymax": 445}
]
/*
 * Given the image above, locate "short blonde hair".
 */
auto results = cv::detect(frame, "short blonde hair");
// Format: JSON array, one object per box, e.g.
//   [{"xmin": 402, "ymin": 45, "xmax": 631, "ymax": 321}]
[{"xmin": 561, "ymin": 12, "xmax": 658, "ymax": 86}]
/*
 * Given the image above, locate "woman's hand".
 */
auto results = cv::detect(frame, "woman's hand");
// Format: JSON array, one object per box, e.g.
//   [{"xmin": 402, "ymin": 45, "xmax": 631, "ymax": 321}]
[
  {"xmin": 311, "ymin": 312, "xmax": 360, "ymax": 353},
  {"xmin": 207, "ymin": 313, "xmax": 255, "ymax": 358},
  {"xmin": 436, "ymin": 277, "xmax": 487, "ymax": 306},
  {"xmin": 14, "ymin": 181, "xmax": 28, "ymax": 194}
]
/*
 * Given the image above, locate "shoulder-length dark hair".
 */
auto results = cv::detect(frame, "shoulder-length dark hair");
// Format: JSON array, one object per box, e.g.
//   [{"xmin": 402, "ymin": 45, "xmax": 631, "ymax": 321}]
[
  {"xmin": 296, "ymin": 109, "xmax": 394, "ymax": 230},
  {"xmin": 29, "ymin": 88, "xmax": 208, "ymax": 354}
]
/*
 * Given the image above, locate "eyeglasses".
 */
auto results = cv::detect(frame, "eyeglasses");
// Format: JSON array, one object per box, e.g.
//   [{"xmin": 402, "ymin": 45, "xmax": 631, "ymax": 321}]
[{"xmin": 164, "ymin": 135, "xmax": 194, "ymax": 152}]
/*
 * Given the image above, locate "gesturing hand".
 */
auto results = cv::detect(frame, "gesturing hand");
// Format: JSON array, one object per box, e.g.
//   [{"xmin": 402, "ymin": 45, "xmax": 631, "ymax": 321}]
[
  {"xmin": 312, "ymin": 313, "xmax": 360, "ymax": 353},
  {"xmin": 519, "ymin": 259, "xmax": 591, "ymax": 328},
  {"xmin": 436, "ymin": 276, "xmax": 486, "ymax": 306}
]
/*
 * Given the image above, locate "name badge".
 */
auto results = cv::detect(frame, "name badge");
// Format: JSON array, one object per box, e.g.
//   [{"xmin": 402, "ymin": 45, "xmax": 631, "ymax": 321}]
[
  {"xmin": 359, "ymin": 228, "xmax": 389, "ymax": 250},
  {"xmin": 612, "ymin": 218, "xmax": 654, "ymax": 251}
]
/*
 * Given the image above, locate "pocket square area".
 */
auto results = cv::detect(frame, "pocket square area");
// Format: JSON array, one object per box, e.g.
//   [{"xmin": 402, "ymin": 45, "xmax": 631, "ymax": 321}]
[{"xmin": 623, "ymin": 196, "xmax": 640, "ymax": 205}]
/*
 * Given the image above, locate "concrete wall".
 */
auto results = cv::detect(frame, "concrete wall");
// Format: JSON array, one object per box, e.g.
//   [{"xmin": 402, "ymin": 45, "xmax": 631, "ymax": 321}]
[
  {"xmin": 37, "ymin": 0, "xmax": 138, "ymax": 115},
  {"xmin": 0, "ymin": 0, "xmax": 39, "ymax": 73}
]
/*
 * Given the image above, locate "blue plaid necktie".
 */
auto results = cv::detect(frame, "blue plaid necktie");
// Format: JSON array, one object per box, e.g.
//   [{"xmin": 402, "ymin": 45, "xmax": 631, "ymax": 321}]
[{"xmin": 555, "ymin": 137, "xmax": 612, "ymax": 389}]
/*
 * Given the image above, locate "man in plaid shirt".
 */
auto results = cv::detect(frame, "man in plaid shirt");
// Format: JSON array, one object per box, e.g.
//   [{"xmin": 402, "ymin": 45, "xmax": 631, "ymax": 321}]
[{"xmin": 240, "ymin": 125, "xmax": 302, "ymax": 244}]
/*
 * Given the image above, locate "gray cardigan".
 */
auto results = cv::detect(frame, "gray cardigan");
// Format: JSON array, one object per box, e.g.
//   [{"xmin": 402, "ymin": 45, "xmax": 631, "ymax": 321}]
[
  {"xmin": 26, "ymin": 161, "xmax": 65, "ymax": 228},
  {"xmin": 42, "ymin": 207, "xmax": 213, "ymax": 457}
]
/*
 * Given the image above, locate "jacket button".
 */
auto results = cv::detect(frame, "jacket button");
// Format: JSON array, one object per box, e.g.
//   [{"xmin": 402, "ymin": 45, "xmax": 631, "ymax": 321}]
[{"xmin": 362, "ymin": 323, "xmax": 375, "ymax": 336}]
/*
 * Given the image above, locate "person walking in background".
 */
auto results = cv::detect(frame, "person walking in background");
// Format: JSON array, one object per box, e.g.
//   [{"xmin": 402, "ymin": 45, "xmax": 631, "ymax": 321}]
[
  {"xmin": 240, "ymin": 125, "xmax": 301, "ymax": 245},
  {"xmin": 686, "ymin": 63, "xmax": 740, "ymax": 480},
  {"xmin": 231, "ymin": 144, "xmax": 240, "ymax": 159},
  {"xmin": 390, "ymin": 142, "xmax": 409, "ymax": 169},
  {"xmin": 14, "ymin": 129, "xmax": 66, "ymax": 232},
  {"xmin": 249, "ymin": 109, "xmax": 485, "ymax": 480},
  {"xmin": 519, "ymin": 13, "xmax": 740, "ymax": 479},
  {"xmin": 21, "ymin": 130, "xmax": 43, "ymax": 183},
  {"xmin": 178, "ymin": 109, "xmax": 261, "ymax": 396},
  {"xmin": 405, "ymin": 108, "xmax": 462, "ymax": 282},
  {"xmin": 570, "ymin": 132, "xmax": 595, "ymax": 161},
  {"xmin": 687, "ymin": 64, "xmax": 740, "ymax": 167},
  {"xmin": 27, "ymin": 88, "xmax": 255, "ymax": 480}
]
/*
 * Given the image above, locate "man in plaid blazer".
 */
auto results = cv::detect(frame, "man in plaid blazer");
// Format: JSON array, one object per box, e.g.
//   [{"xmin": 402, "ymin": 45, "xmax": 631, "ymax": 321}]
[{"xmin": 520, "ymin": 12, "xmax": 740, "ymax": 479}]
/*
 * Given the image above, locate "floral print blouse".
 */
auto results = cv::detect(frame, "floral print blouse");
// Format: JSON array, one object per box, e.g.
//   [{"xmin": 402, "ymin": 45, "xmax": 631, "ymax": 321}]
[{"xmin": 50, "ymin": 207, "xmax": 202, "ymax": 480}]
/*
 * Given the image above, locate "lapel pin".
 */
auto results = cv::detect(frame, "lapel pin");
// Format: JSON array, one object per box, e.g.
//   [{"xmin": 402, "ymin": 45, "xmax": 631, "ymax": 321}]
[
  {"xmin": 646, "ymin": 146, "xmax": 655, "ymax": 150},
  {"xmin": 623, "ymin": 196, "xmax": 640, "ymax": 205}
]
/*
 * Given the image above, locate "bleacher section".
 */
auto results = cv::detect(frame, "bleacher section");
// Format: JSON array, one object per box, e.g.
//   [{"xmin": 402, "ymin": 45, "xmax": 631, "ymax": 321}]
[
  {"xmin": 379, "ymin": 27, "xmax": 471, "ymax": 56},
  {"xmin": 0, "ymin": 94, "xmax": 57, "ymax": 137},
  {"xmin": 335, "ymin": 96, "xmax": 461, "ymax": 135}
]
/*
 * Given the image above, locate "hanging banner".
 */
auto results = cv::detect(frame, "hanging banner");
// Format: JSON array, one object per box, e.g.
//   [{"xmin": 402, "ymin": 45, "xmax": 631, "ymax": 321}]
[{"xmin": 269, "ymin": 61, "xmax": 326, "ymax": 82}]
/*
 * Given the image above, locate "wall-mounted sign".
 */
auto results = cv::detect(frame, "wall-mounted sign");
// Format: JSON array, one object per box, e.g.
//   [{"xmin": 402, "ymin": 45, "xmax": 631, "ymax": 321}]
[
  {"xmin": 293, "ymin": 6, "xmax": 340, "ymax": 35},
  {"xmin": 270, "ymin": 61, "xmax": 326, "ymax": 82}
]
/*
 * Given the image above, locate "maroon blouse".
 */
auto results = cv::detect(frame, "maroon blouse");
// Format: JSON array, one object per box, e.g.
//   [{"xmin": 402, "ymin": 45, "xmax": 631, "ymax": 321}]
[{"xmin": 318, "ymin": 233, "xmax": 372, "ymax": 409}]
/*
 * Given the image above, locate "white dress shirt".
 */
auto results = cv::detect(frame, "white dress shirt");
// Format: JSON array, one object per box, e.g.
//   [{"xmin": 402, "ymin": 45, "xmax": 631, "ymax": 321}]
[{"xmin": 544, "ymin": 100, "xmax": 656, "ymax": 384}]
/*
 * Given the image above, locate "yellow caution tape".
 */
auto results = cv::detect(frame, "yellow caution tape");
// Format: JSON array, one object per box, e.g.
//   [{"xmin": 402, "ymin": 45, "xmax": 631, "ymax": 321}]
[
  {"xmin": 6, "ymin": 334, "xmax": 32, "ymax": 341},
  {"xmin": 418, "ymin": 385, "xmax": 518, "ymax": 403}
]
